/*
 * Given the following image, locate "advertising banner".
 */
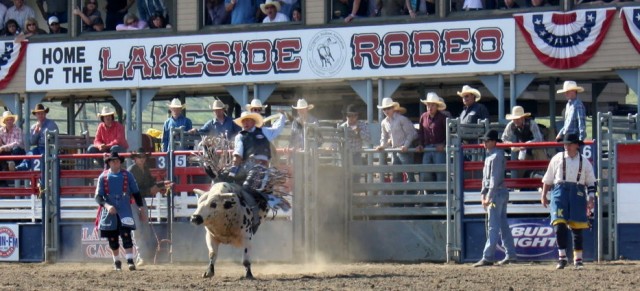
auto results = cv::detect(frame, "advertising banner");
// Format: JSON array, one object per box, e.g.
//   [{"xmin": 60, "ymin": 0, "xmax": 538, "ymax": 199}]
[
  {"xmin": 80, "ymin": 224, "xmax": 138, "ymax": 260},
  {"xmin": 0, "ymin": 224, "xmax": 20, "ymax": 261}
]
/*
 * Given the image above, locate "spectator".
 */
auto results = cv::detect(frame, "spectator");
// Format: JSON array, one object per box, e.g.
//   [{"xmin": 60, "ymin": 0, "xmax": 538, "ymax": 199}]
[
  {"xmin": 500, "ymin": 0, "xmax": 520, "ymax": 8},
  {"xmin": 246, "ymin": 98, "xmax": 268, "ymax": 116},
  {"xmin": 105, "ymin": 0, "xmax": 134, "ymax": 31},
  {"xmin": 458, "ymin": 85, "xmax": 489, "ymax": 141},
  {"xmin": 87, "ymin": 106, "xmax": 128, "ymax": 167},
  {"xmin": 161, "ymin": 98, "xmax": 193, "ymax": 152},
  {"xmin": 339, "ymin": 104, "xmax": 371, "ymax": 182},
  {"xmin": 261, "ymin": 0, "xmax": 289, "ymax": 23},
  {"xmin": 291, "ymin": 7, "xmax": 302, "ymax": 22},
  {"xmin": 188, "ymin": 99, "xmax": 241, "ymax": 139},
  {"xmin": 137, "ymin": 0, "xmax": 166, "ymax": 26},
  {"xmin": 2, "ymin": 18, "xmax": 20, "ymax": 36},
  {"xmin": 279, "ymin": 0, "xmax": 299, "ymax": 19},
  {"xmin": 74, "ymin": 0, "xmax": 104, "ymax": 32},
  {"xmin": 342, "ymin": 0, "xmax": 369, "ymax": 23},
  {"xmin": 116, "ymin": 13, "xmax": 148, "ymax": 30},
  {"xmin": 378, "ymin": 0, "xmax": 412, "ymax": 17},
  {"xmin": 205, "ymin": 0, "xmax": 228, "ymax": 25},
  {"xmin": 0, "ymin": 3, "xmax": 6, "ymax": 31},
  {"xmin": 501, "ymin": 105, "xmax": 544, "ymax": 161},
  {"xmin": 462, "ymin": 0, "xmax": 483, "ymax": 10},
  {"xmin": 555, "ymin": 80, "xmax": 587, "ymax": 142},
  {"xmin": 0, "ymin": 111, "xmax": 25, "ymax": 172},
  {"xmin": 36, "ymin": 0, "xmax": 68, "ymax": 24},
  {"xmin": 47, "ymin": 16, "xmax": 67, "ymax": 34},
  {"xmin": 416, "ymin": 92, "xmax": 447, "ymax": 183},
  {"xmin": 225, "ymin": 0, "xmax": 259, "ymax": 24},
  {"xmin": 22, "ymin": 17, "xmax": 47, "ymax": 38},
  {"xmin": 148, "ymin": 12, "xmax": 170, "ymax": 28},
  {"xmin": 5, "ymin": 0, "xmax": 36, "ymax": 33},
  {"xmin": 15, "ymin": 104, "xmax": 59, "ymax": 171}
]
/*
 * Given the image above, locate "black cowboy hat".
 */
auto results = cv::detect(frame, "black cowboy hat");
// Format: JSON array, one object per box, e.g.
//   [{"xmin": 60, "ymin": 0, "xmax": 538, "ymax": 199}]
[
  {"xmin": 561, "ymin": 133, "xmax": 584, "ymax": 146},
  {"xmin": 104, "ymin": 151, "xmax": 125, "ymax": 163},
  {"xmin": 31, "ymin": 103, "xmax": 50, "ymax": 115},
  {"xmin": 130, "ymin": 147, "xmax": 151, "ymax": 159},
  {"xmin": 479, "ymin": 130, "xmax": 502, "ymax": 142}
]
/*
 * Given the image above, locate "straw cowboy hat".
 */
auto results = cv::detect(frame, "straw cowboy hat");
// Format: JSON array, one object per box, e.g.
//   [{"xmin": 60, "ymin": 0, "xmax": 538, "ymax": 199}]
[
  {"xmin": 209, "ymin": 100, "xmax": 228, "ymax": 110},
  {"xmin": 103, "ymin": 151, "xmax": 125, "ymax": 163},
  {"xmin": 97, "ymin": 106, "xmax": 116, "ymax": 117},
  {"xmin": 168, "ymin": 98, "xmax": 186, "ymax": 109},
  {"xmin": 292, "ymin": 99, "xmax": 314, "ymax": 110},
  {"xmin": 506, "ymin": 106, "xmax": 531, "ymax": 120},
  {"xmin": 395, "ymin": 106, "xmax": 407, "ymax": 115},
  {"xmin": 260, "ymin": 0, "xmax": 281, "ymax": 14},
  {"xmin": 556, "ymin": 80, "xmax": 585, "ymax": 94},
  {"xmin": 457, "ymin": 85, "xmax": 481, "ymax": 102},
  {"xmin": 234, "ymin": 111, "xmax": 264, "ymax": 128},
  {"xmin": 130, "ymin": 147, "xmax": 151, "ymax": 159},
  {"xmin": 377, "ymin": 97, "xmax": 399, "ymax": 110},
  {"xmin": 421, "ymin": 92, "xmax": 447, "ymax": 110},
  {"xmin": 246, "ymin": 99, "xmax": 268, "ymax": 111},
  {"xmin": 31, "ymin": 103, "xmax": 50, "ymax": 115},
  {"xmin": 0, "ymin": 111, "xmax": 18, "ymax": 127}
]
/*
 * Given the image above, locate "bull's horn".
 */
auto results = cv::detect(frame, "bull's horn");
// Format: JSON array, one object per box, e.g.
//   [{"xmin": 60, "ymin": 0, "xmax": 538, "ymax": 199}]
[
  {"xmin": 220, "ymin": 193, "xmax": 235, "ymax": 197},
  {"xmin": 193, "ymin": 189, "xmax": 206, "ymax": 198}
]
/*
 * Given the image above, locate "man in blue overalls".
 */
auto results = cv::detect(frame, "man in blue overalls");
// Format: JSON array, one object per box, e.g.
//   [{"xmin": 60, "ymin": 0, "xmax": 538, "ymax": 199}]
[
  {"xmin": 541, "ymin": 134, "xmax": 596, "ymax": 269},
  {"xmin": 95, "ymin": 152, "xmax": 146, "ymax": 271}
]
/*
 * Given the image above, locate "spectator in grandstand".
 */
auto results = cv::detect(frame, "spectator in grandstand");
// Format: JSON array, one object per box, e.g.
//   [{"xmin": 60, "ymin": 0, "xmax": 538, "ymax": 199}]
[
  {"xmin": 289, "ymin": 99, "xmax": 322, "ymax": 150},
  {"xmin": 279, "ymin": 0, "xmax": 298, "ymax": 19},
  {"xmin": 22, "ymin": 17, "xmax": 46, "ymax": 37},
  {"xmin": 15, "ymin": 104, "xmax": 59, "ymax": 171},
  {"xmin": 74, "ymin": 0, "xmax": 104, "ymax": 32},
  {"xmin": 340, "ymin": 0, "xmax": 370, "ymax": 23},
  {"xmin": 472, "ymin": 130, "xmax": 517, "ymax": 267},
  {"xmin": 261, "ymin": 0, "xmax": 289, "ymax": 23},
  {"xmin": 127, "ymin": 148, "xmax": 172, "ymax": 267},
  {"xmin": 0, "ymin": 3, "xmax": 6, "ymax": 31},
  {"xmin": 148, "ymin": 12, "xmax": 170, "ymax": 28},
  {"xmin": 502, "ymin": 105, "xmax": 545, "ymax": 161},
  {"xmin": 375, "ymin": 97, "xmax": 417, "ymax": 190},
  {"xmin": 205, "ymin": 0, "xmax": 228, "ymax": 25},
  {"xmin": 95, "ymin": 151, "xmax": 145, "ymax": 271},
  {"xmin": 2, "ymin": 18, "xmax": 20, "ymax": 36},
  {"xmin": 36, "ymin": 0, "xmax": 68, "ymax": 24},
  {"xmin": 0, "ymin": 110, "xmax": 25, "ymax": 172},
  {"xmin": 461, "ymin": 0, "xmax": 483, "ymax": 10},
  {"xmin": 339, "ymin": 104, "xmax": 371, "ymax": 181},
  {"xmin": 88, "ymin": 106, "xmax": 128, "ymax": 168},
  {"xmin": 47, "ymin": 16, "xmax": 67, "ymax": 34},
  {"xmin": 105, "ymin": 0, "xmax": 134, "ymax": 31},
  {"xmin": 116, "ymin": 13, "xmax": 148, "ymax": 30},
  {"xmin": 500, "ymin": 0, "xmax": 520, "ymax": 8},
  {"xmin": 225, "ymin": 0, "xmax": 259, "ymax": 24},
  {"xmin": 416, "ymin": 92, "xmax": 447, "ymax": 183},
  {"xmin": 5, "ymin": 0, "xmax": 36, "ymax": 34},
  {"xmin": 541, "ymin": 133, "xmax": 596, "ymax": 270},
  {"xmin": 378, "ymin": 0, "xmax": 431, "ymax": 18},
  {"xmin": 458, "ymin": 85, "xmax": 489, "ymax": 144},
  {"xmin": 161, "ymin": 98, "xmax": 193, "ymax": 152},
  {"xmin": 189, "ymin": 99, "xmax": 241, "ymax": 139},
  {"xmin": 556, "ymin": 80, "xmax": 587, "ymax": 142},
  {"xmin": 136, "ymin": 0, "xmax": 166, "ymax": 26},
  {"xmin": 291, "ymin": 7, "xmax": 302, "ymax": 22}
]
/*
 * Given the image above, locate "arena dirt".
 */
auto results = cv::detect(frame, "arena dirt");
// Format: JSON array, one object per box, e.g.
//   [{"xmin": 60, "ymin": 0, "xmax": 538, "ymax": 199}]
[{"xmin": 2, "ymin": 260, "xmax": 639, "ymax": 290}]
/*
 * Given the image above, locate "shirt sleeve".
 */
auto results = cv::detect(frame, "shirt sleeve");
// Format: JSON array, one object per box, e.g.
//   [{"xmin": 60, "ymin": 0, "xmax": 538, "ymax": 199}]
[
  {"xmin": 380, "ymin": 120, "xmax": 389, "ymax": 147},
  {"xmin": 127, "ymin": 171, "xmax": 140, "ymax": 194},
  {"xmin": 583, "ymin": 156, "xmax": 597, "ymax": 186},
  {"xmin": 233, "ymin": 133, "xmax": 243, "ymax": 158},
  {"xmin": 501, "ymin": 122, "xmax": 514, "ymax": 142},
  {"xmin": 576, "ymin": 103, "xmax": 587, "ymax": 140},
  {"xmin": 542, "ymin": 154, "xmax": 559, "ymax": 185},
  {"xmin": 198, "ymin": 120, "xmax": 213, "ymax": 135},
  {"xmin": 262, "ymin": 113, "xmax": 286, "ymax": 141},
  {"xmin": 401, "ymin": 117, "xmax": 417, "ymax": 148},
  {"xmin": 530, "ymin": 120, "xmax": 544, "ymax": 142},
  {"xmin": 162, "ymin": 119, "xmax": 170, "ymax": 152},
  {"xmin": 108, "ymin": 123, "xmax": 127, "ymax": 147},
  {"xmin": 94, "ymin": 123, "xmax": 105, "ymax": 146}
]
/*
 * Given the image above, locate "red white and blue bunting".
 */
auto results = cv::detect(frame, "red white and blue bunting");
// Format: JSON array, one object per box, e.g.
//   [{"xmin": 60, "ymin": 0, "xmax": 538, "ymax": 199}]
[
  {"xmin": 0, "ymin": 40, "xmax": 27, "ymax": 90},
  {"xmin": 514, "ymin": 8, "xmax": 616, "ymax": 69},
  {"xmin": 620, "ymin": 7, "xmax": 640, "ymax": 55}
]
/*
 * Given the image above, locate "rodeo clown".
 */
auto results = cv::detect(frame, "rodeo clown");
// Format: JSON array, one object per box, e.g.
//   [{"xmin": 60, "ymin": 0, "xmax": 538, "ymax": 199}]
[
  {"xmin": 95, "ymin": 152, "xmax": 146, "ymax": 271},
  {"xmin": 541, "ymin": 133, "xmax": 596, "ymax": 270},
  {"xmin": 232, "ymin": 110, "xmax": 286, "ymax": 232}
]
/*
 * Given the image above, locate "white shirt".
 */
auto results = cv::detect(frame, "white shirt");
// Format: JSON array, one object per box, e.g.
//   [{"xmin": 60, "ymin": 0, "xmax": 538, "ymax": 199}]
[
  {"xmin": 542, "ymin": 151, "xmax": 596, "ymax": 186},
  {"xmin": 233, "ymin": 113, "xmax": 285, "ymax": 158},
  {"xmin": 262, "ymin": 12, "xmax": 289, "ymax": 23},
  {"xmin": 463, "ymin": 0, "xmax": 483, "ymax": 9}
]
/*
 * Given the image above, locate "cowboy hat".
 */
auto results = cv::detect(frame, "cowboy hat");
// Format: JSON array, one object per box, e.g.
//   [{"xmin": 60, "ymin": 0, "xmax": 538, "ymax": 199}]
[
  {"xmin": 234, "ymin": 111, "xmax": 264, "ymax": 128},
  {"xmin": 345, "ymin": 104, "xmax": 360, "ymax": 115},
  {"xmin": 97, "ymin": 106, "xmax": 116, "ymax": 117},
  {"xmin": 420, "ymin": 92, "xmax": 447, "ymax": 110},
  {"xmin": 395, "ymin": 106, "xmax": 407, "ymax": 115},
  {"xmin": 561, "ymin": 133, "xmax": 585, "ymax": 145},
  {"xmin": 377, "ymin": 97, "xmax": 399, "ymax": 110},
  {"xmin": 130, "ymin": 147, "xmax": 151, "ymax": 159},
  {"xmin": 0, "ymin": 111, "xmax": 18, "ymax": 127},
  {"xmin": 103, "ymin": 151, "xmax": 125, "ymax": 163},
  {"xmin": 505, "ymin": 106, "xmax": 531, "ymax": 120},
  {"xmin": 556, "ymin": 80, "xmax": 585, "ymax": 94},
  {"xmin": 168, "ymin": 98, "xmax": 186, "ymax": 109},
  {"xmin": 246, "ymin": 99, "xmax": 268, "ymax": 111},
  {"xmin": 479, "ymin": 130, "xmax": 502, "ymax": 143},
  {"xmin": 31, "ymin": 103, "xmax": 50, "ymax": 115},
  {"xmin": 292, "ymin": 99, "xmax": 314, "ymax": 110},
  {"xmin": 260, "ymin": 0, "xmax": 281, "ymax": 14},
  {"xmin": 209, "ymin": 100, "xmax": 228, "ymax": 110},
  {"xmin": 457, "ymin": 85, "xmax": 481, "ymax": 102}
]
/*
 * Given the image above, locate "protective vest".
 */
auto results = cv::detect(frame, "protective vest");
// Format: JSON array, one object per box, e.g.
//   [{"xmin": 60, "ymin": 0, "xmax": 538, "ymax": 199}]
[
  {"xmin": 241, "ymin": 128, "xmax": 271, "ymax": 160},
  {"xmin": 512, "ymin": 119, "xmax": 534, "ymax": 142}
]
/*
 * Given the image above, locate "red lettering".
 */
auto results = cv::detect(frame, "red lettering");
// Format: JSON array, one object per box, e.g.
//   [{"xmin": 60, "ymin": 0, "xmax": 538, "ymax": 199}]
[
  {"xmin": 152, "ymin": 44, "xmax": 179, "ymax": 78},
  {"xmin": 231, "ymin": 41, "xmax": 243, "ymax": 75},
  {"xmin": 179, "ymin": 44, "xmax": 205, "ymax": 76},
  {"xmin": 246, "ymin": 40, "xmax": 273, "ymax": 74},
  {"xmin": 382, "ymin": 32, "xmax": 410, "ymax": 68},
  {"xmin": 125, "ymin": 46, "xmax": 153, "ymax": 79},
  {"xmin": 351, "ymin": 34, "xmax": 381, "ymax": 69},
  {"xmin": 274, "ymin": 38, "xmax": 301, "ymax": 73},
  {"xmin": 411, "ymin": 31, "xmax": 440, "ymax": 66},
  {"xmin": 473, "ymin": 28, "xmax": 503, "ymax": 63},
  {"xmin": 442, "ymin": 29, "xmax": 471, "ymax": 65},
  {"xmin": 99, "ymin": 48, "xmax": 125, "ymax": 80},
  {"xmin": 205, "ymin": 42, "xmax": 231, "ymax": 76}
]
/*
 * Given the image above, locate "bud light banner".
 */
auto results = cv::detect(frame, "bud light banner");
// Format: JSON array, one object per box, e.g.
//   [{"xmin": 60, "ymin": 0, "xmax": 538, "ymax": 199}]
[{"xmin": 0, "ymin": 224, "xmax": 19, "ymax": 261}]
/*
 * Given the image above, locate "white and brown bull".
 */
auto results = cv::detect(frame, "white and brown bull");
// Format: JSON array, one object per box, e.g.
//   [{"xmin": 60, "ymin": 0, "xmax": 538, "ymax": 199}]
[{"xmin": 190, "ymin": 182, "xmax": 267, "ymax": 279}]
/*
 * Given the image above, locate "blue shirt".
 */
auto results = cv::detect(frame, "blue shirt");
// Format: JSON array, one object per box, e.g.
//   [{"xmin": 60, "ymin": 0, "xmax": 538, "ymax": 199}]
[
  {"xmin": 162, "ymin": 115, "xmax": 193, "ymax": 151},
  {"xmin": 225, "ymin": 0, "xmax": 259, "ymax": 24},
  {"xmin": 233, "ymin": 113, "xmax": 285, "ymax": 159},
  {"xmin": 198, "ymin": 116, "xmax": 241, "ymax": 139},
  {"xmin": 29, "ymin": 118, "xmax": 59, "ymax": 149},
  {"xmin": 481, "ymin": 148, "xmax": 506, "ymax": 200},
  {"xmin": 559, "ymin": 98, "xmax": 586, "ymax": 141}
]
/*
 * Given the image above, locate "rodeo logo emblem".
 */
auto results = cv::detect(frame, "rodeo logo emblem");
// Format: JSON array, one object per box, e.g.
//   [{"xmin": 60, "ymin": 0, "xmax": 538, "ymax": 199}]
[
  {"xmin": 0, "ymin": 226, "xmax": 18, "ymax": 258},
  {"xmin": 307, "ymin": 30, "xmax": 346, "ymax": 77}
]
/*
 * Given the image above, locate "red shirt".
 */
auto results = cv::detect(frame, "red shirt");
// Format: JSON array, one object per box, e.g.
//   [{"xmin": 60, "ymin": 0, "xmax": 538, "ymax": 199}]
[
  {"xmin": 418, "ymin": 111, "xmax": 447, "ymax": 146},
  {"xmin": 94, "ymin": 121, "xmax": 128, "ymax": 150}
]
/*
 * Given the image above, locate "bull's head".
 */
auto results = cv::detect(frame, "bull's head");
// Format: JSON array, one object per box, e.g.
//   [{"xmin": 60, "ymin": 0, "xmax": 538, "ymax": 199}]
[{"xmin": 190, "ymin": 186, "xmax": 238, "ymax": 225}]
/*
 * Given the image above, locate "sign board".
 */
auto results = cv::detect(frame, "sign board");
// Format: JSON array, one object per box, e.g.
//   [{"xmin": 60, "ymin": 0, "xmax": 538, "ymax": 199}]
[{"xmin": 0, "ymin": 224, "xmax": 19, "ymax": 261}]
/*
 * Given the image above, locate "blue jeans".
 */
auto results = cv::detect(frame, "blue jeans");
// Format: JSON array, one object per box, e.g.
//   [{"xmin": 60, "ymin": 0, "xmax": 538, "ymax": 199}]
[
  {"xmin": 391, "ymin": 152, "xmax": 415, "ymax": 183},
  {"xmin": 481, "ymin": 189, "xmax": 516, "ymax": 261},
  {"xmin": 420, "ymin": 145, "xmax": 446, "ymax": 182}
]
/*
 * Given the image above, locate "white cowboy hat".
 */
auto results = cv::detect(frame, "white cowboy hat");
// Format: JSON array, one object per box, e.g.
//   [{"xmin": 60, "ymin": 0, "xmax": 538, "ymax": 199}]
[
  {"xmin": 292, "ymin": 99, "xmax": 314, "ymax": 110},
  {"xmin": 209, "ymin": 100, "xmax": 228, "ymax": 110},
  {"xmin": 0, "ymin": 111, "xmax": 18, "ymax": 127},
  {"xmin": 377, "ymin": 97, "xmax": 399, "ymax": 110},
  {"xmin": 234, "ymin": 111, "xmax": 264, "ymax": 128},
  {"xmin": 420, "ymin": 92, "xmax": 447, "ymax": 110},
  {"xmin": 168, "ymin": 98, "xmax": 185, "ymax": 109},
  {"xmin": 395, "ymin": 106, "xmax": 407, "ymax": 114},
  {"xmin": 556, "ymin": 80, "xmax": 585, "ymax": 94},
  {"xmin": 506, "ymin": 106, "xmax": 531, "ymax": 120},
  {"xmin": 97, "ymin": 106, "xmax": 116, "ymax": 117},
  {"xmin": 457, "ymin": 85, "xmax": 481, "ymax": 102},
  {"xmin": 246, "ymin": 99, "xmax": 268, "ymax": 111},
  {"xmin": 260, "ymin": 0, "xmax": 281, "ymax": 14}
]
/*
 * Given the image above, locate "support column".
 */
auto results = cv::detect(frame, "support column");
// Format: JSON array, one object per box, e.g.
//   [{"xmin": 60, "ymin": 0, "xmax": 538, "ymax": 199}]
[
  {"xmin": 225, "ymin": 85, "xmax": 250, "ymax": 111},
  {"xmin": 0, "ymin": 93, "xmax": 20, "ymax": 117},
  {"xmin": 590, "ymin": 83, "xmax": 607, "ymax": 140},
  {"xmin": 509, "ymin": 73, "xmax": 537, "ymax": 109},
  {"xmin": 479, "ymin": 74, "xmax": 505, "ymax": 123},
  {"xmin": 133, "ymin": 88, "xmax": 159, "ymax": 151},
  {"xmin": 549, "ymin": 79, "xmax": 557, "ymax": 134},
  {"xmin": 110, "ymin": 89, "xmax": 134, "ymax": 148},
  {"xmin": 349, "ymin": 80, "xmax": 374, "ymax": 123},
  {"xmin": 616, "ymin": 69, "xmax": 640, "ymax": 117}
]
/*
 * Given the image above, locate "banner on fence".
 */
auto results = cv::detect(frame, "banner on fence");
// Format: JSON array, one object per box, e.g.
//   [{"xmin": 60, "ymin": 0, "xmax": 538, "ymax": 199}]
[{"xmin": 0, "ymin": 224, "xmax": 19, "ymax": 261}]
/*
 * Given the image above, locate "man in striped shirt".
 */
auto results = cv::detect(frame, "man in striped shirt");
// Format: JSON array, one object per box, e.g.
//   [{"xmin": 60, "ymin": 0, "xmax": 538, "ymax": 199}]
[{"xmin": 0, "ymin": 110, "xmax": 25, "ymax": 171}]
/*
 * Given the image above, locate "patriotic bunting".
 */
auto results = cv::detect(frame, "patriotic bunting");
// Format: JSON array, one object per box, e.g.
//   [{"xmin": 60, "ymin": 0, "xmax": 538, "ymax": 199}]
[
  {"xmin": 620, "ymin": 7, "xmax": 640, "ymax": 55},
  {"xmin": 0, "ymin": 40, "xmax": 27, "ymax": 90},
  {"xmin": 514, "ymin": 8, "xmax": 616, "ymax": 69}
]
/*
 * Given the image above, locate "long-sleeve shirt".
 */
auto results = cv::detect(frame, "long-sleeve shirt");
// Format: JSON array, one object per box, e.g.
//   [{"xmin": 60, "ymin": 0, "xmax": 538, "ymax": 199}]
[
  {"xmin": 380, "ymin": 112, "xmax": 416, "ymax": 148},
  {"xmin": 480, "ymin": 148, "xmax": 506, "ymax": 200},
  {"xmin": 542, "ymin": 151, "xmax": 596, "ymax": 186},
  {"xmin": 559, "ymin": 98, "xmax": 587, "ymax": 141},
  {"xmin": 459, "ymin": 102, "xmax": 489, "ymax": 125},
  {"xmin": 128, "ymin": 164, "xmax": 160, "ymax": 197},
  {"xmin": 339, "ymin": 120, "xmax": 371, "ymax": 150},
  {"xmin": 289, "ymin": 114, "xmax": 321, "ymax": 150},
  {"xmin": 162, "ymin": 115, "xmax": 193, "ymax": 151},
  {"xmin": 0, "ymin": 125, "xmax": 23, "ymax": 152},
  {"xmin": 418, "ymin": 111, "xmax": 447, "ymax": 146},
  {"xmin": 501, "ymin": 119, "xmax": 543, "ymax": 143},
  {"xmin": 197, "ymin": 116, "xmax": 241, "ymax": 139},
  {"xmin": 93, "ymin": 121, "xmax": 128, "ymax": 150},
  {"xmin": 234, "ymin": 114, "xmax": 286, "ymax": 158},
  {"xmin": 30, "ymin": 118, "xmax": 59, "ymax": 149}
]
